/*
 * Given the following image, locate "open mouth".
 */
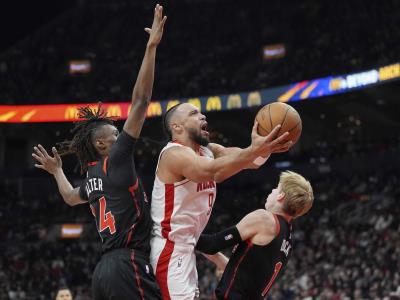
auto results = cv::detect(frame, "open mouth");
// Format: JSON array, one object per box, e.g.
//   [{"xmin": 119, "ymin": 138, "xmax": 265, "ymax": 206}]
[{"xmin": 201, "ymin": 122, "xmax": 209, "ymax": 135}]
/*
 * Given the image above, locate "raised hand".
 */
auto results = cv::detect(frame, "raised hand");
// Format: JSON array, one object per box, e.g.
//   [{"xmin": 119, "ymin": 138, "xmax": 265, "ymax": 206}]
[
  {"xmin": 250, "ymin": 121, "xmax": 292, "ymax": 156},
  {"xmin": 32, "ymin": 144, "xmax": 62, "ymax": 175},
  {"xmin": 145, "ymin": 4, "xmax": 167, "ymax": 47}
]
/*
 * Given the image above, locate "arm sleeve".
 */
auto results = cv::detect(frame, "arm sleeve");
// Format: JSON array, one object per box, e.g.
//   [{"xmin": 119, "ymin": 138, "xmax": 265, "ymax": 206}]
[
  {"xmin": 106, "ymin": 130, "xmax": 139, "ymax": 186},
  {"xmin": 78, "ymin": 180, "xmax": 88, "ymax": 201},
  {"xmin": 196, "ymin": 226, "xmax": 242, "ymax": 255}
]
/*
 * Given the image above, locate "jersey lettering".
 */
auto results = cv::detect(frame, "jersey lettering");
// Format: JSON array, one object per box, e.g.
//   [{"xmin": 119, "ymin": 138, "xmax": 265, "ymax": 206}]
[
  {"xmin": 197, "ymin": 180, "xmax": 216, "ymax": 192},
  {"xmin": 207, "ymin": 193, "xmax": 214, "ymax": 216},
  {"xmin": 85, "ymin": 177, "xmax": 104, "ymax": 198},
  {"xmin": 98, "ymin": 196, "xmax": 116, "ymax": 234}
]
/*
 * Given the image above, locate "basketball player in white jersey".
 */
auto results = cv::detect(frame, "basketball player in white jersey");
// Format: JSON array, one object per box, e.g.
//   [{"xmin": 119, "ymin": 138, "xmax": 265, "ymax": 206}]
[{"xmin": 150, "ymin": 103, "xmax": 292, "ymax": 299}]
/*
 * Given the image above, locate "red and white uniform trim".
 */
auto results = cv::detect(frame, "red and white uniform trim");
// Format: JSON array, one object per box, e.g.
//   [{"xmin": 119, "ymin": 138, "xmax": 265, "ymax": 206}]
[{"xmin": 150, "ymin": 142, "xmax": 217, "ymax": 299}]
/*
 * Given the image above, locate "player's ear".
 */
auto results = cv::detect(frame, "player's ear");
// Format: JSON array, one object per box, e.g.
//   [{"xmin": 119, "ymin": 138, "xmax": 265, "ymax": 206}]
[
  {"xmin": 172, "ymin": 123, "xmax": 183, "ymax": 134},
  {"xmin": 277, "ymin": 192, "xmax": 285, "ymax": 202}
]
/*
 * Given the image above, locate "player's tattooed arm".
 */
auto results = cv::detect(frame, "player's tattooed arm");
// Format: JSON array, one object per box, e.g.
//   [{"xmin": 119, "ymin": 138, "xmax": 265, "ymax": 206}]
[
  {"xmin": 32, "ymin": 144, "xmax": 86, "ymax": 206},
  {"xmin": 123, "ymin": 4, "xmax": 167, "ymax": 139}
]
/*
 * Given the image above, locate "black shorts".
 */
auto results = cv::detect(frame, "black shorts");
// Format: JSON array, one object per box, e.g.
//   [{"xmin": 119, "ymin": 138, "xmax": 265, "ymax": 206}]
[{"xmin": 92, "ymin": 248, "xmax": 162, "ymax": 300}]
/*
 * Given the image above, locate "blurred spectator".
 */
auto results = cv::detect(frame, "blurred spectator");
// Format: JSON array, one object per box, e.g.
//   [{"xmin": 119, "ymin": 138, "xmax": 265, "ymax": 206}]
[
  {"xmin": 55, "ymin": 288, "xmax": 73, "ymax": 300},
  {"xmin": 0, "ymin": 0, "xmax": 399, "ymax": 104},
  {"xmin": 1, "ymin": 166, "xmax": 399, "ymax": 299}
]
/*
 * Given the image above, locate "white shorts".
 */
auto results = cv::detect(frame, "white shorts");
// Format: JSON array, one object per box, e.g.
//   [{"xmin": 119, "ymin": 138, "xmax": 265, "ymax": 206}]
[{"xmin": 150, "ymin": 236, "xmax": 199, "ymax": 300}]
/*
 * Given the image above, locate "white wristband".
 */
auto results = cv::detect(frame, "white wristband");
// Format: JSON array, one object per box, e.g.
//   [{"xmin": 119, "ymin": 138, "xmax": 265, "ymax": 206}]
[{"xmin": 253, "ymin": 154, "xmax": 270, "ymax": 166}]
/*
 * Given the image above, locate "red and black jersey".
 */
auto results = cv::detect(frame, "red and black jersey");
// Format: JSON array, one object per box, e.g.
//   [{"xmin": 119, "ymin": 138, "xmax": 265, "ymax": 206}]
[
  {"xmin": 215, "ymin": 215, "xmax": 293, "ymax": 300},
  {"xmin": 79, "ymin": 130, "xmax": 152, "ymax": 254}
]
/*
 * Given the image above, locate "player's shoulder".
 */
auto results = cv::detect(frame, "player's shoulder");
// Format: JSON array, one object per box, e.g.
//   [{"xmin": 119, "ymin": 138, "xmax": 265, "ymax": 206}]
[
  {"xmin": 163, "ymin": 143, "xmax": 195, "ymax": 154},
  {"xmin": 114, "ymin": 129, "xmax": 138, "ymax": 145},
  {"xmin": 161, "ymin": 143, "xmax": 197, "ymax": 163},
  {"xmin": 251, "ymin": 209, "xmax": 278, "ymax": 236}
]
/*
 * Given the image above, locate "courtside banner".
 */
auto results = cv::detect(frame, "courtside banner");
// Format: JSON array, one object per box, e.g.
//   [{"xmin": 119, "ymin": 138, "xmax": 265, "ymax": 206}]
[
  {"xmin": 0, "ymin": 63, "xmax": 398, "ymax": 123},
  {"xmin": 0, "ymin": 103, "xmax": 131, "ymax": 123}
]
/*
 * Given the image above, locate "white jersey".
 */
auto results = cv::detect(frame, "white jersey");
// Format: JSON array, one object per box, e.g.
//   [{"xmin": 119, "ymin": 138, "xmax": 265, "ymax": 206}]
[{"xmin": 151, "ymin": 142, "xmax": 217, "ymax": 246}]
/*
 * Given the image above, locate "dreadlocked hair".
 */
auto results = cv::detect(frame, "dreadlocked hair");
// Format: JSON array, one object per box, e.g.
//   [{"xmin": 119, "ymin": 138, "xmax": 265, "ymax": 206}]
[{"xmin": 57, "ymin": 104, "xmax": 115, "ymax": 174}]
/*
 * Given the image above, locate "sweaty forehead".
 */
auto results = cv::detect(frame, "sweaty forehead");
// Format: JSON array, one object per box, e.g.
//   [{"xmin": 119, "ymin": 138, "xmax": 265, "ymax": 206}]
[
  {"xmin": 177, "ymin": 103, "xmax": 197, "ymax": 114},
  {"xmin": 170, "ymin": 103, "xmax": 198, "ymax": 121}
]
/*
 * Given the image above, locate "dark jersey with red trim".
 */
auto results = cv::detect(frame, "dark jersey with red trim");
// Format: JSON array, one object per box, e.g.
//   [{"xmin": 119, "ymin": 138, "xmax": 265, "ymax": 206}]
[
  {"xmin": 78, "ymin": 130, "xmax": 152, "ymax": 254},
  {"xmin": 215, "ymin": 215, "xmax": 293, "ymax": 300}
]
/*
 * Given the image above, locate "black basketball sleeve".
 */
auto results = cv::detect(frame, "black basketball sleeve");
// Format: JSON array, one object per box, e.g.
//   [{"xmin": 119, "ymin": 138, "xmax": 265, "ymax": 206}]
[
  {"xmin": 78, "ymin": 179, "xmax": 88, "ymax": 201},
  {"xmin": 106, "ymin": 130, "xmax": 138, "ymax": 186},
  {"xmin": 196, "ymin": 226, "xmax": 242, "ymax": 255}
]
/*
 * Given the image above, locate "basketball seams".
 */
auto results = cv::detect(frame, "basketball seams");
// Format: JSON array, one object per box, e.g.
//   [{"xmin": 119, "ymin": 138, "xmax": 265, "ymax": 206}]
[
  {"xmin": 256, "ymin": 103, "xmax": 302, "ymax": 144},
  {"xmin": 256, "ymin": 108, "xmax": 270, "ymax": 135},
  {"xmin": 287, "ymin": 120, "xmax": 301, "ymax": 133},
  {"xmin": 276, "ymin": 106, "xmax": 290, "ymax": 137},
  {"xmin": 257, "ymin": 123, "xmax": 270, "ymax": 135},
  {"xmin": 268, "ymin": 104, "xmax": 273, "ymax": 132}
]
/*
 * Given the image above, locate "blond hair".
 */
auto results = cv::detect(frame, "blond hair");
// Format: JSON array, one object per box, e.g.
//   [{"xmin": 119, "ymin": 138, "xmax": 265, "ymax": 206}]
[{"xmin": 279, "ymin": 171, "xmax": 314, "ymax": 218}]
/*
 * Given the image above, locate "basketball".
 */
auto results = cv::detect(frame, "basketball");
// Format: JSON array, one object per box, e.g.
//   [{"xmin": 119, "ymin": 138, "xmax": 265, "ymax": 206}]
[{"xmin": 255, "ymin": 102, "xmax": 302, "ymax": 145}]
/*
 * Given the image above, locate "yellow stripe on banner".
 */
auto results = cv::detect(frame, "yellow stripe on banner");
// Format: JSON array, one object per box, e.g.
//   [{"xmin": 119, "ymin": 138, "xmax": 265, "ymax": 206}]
[
  {"xmin": 278, "ymin": 82, "xmax": 307, "ymax": 102},
  {"xmin": 21, "ymin": 110, "xmax": 37, "ymax": 122},
  {"xmin": 0, "ymin": 111, "xmax": 17, "ymax": 121},
  {"xmin": 300, "ymin": 81, "xmax": 319, "ymax": 99}
]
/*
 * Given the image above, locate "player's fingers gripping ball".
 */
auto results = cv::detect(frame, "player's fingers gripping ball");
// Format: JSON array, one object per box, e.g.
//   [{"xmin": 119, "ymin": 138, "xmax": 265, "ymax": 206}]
[{"xmin": 255, "ymin": 102, "xmax": 302, "ymax": 147}]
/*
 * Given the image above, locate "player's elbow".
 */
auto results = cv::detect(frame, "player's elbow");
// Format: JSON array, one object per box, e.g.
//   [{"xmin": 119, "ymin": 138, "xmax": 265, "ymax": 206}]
[
  {"xmin": 65, "ymin": 196, "xmax": 80, "ymax": 207},
  {"xmin": 247, "ymin": 163, "xmax": 261, "ymax": 170},
  {"xmin": 214, "ymin": 172, "xmax": 228, "ymax": 183},
  {"xmin": 131, "ymin": 94, "xmax": 151, "ymax": 106},
  {"xmin": 65, "ymin": 199, "xmax": 75, "ymax": 207}
]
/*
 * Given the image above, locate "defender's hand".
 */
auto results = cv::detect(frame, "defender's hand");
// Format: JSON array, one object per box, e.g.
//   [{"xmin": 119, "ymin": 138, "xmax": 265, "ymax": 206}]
[
  {"xmin": 250, "ymin": 121, "xmax": 292, "ymax": 157},
  {"xmin": 145, "ymin": 4, "xmax": 167, "ymax": 47},
  {"xmin": 32, "ymin": 144, "xmax": 62, "ymax": 175}
]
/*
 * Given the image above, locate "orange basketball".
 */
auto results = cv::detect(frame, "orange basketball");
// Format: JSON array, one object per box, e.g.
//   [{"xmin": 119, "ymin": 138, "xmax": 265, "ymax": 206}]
[{"xmin": 255, "ymin": 102, "xmax": 302, "ymax": 145}]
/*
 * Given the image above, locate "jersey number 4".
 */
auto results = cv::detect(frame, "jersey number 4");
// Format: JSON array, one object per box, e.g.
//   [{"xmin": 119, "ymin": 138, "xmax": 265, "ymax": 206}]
[{"xmin": 97, "ymin": 196, "xmax": 116, "ymax": 234}]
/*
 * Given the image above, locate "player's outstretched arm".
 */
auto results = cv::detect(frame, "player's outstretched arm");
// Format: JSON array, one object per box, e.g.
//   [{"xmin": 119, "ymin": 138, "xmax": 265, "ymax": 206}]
[
  {"xmin": 208, "ymin": 124, "xmax": 292, "ymax": 169},
  {"xmin": 32, "ymin": 144, "xmax": 86, "ymax": 206},
  {"xmin": 213, "ymin": 123, "xmax": 291, "ymax": 182},
  {"xmin": 123, "ymin": 4, "xmax": 167, "ymax": 138},
  {"xmin": 196, "ymin": 210, "xmax": 277, "ymax": 254},
  {"xmin": 162, "ymin": 123, "xmax": 291, "ymax": 183},
  {"xmin": 208, "ymin": 143, "xmax": 270, "ymax": 170}
]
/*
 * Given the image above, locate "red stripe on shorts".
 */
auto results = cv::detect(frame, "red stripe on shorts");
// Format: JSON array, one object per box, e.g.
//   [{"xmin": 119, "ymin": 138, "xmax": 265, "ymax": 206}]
[
  {"xmin": 130, "ymin": 250, "xmax": 145, "ymax": 300},
  {"xmin": 156, "ymin": 239, "xmax": 175, "ymax": 300}
]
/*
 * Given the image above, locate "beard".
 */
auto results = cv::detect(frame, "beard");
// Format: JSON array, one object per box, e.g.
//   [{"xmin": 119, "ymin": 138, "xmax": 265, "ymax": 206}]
[{"xmin": 188, "ymin": 128, "xmax": 209, "ymax": 147}]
